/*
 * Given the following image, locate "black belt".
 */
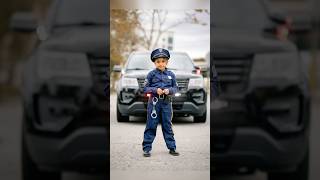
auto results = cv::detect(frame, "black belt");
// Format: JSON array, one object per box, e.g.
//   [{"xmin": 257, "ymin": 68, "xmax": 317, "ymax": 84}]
[{"xmin": 151, "ymin": 94, "xmax": 172, "ymax": 103}]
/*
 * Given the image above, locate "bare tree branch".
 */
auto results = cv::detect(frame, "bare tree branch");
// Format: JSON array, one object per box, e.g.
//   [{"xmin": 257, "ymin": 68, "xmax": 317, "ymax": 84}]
[{"xmin": 138, "ymin": 9, "xmax": 209, "ymax": 50}]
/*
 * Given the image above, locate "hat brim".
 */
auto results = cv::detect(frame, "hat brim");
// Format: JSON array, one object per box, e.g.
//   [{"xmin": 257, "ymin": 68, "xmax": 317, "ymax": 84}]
[{"xmin": 151, "ymin": 53, "xmax": 170, "ymax": 61}]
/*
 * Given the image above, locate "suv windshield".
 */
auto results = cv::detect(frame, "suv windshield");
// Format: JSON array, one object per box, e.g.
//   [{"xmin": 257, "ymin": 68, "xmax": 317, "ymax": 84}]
[
  {"xmin": 126, "ymin": 53, "xmax": 195, "ymax": 71},
  {"xmin": 53, "ymin": 0, "xmax": 107, "ymax": 27},
  {"xmin": 213, "ymin": 0, "xmax": 271, "ymax": 29}
]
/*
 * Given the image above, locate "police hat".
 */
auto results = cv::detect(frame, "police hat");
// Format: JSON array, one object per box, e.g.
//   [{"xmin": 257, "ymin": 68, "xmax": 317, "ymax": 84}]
[{"xmin": 150, "ymin": 48, "xmax": 170, "ymax": 62}]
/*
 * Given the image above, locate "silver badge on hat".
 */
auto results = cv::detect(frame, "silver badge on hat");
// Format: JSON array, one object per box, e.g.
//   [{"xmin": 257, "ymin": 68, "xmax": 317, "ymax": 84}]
[{"xmin": 158, "ymin": 48, "xmax": 163, "ymax": 52}]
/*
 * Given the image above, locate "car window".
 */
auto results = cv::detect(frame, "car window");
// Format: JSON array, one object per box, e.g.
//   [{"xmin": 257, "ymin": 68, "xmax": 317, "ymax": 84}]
[
  {"xmin": 213, "ymin": 0, "xmax": 271, "ymax": 29},
  {"xmin": 53, "ymin": 0, "xmax": 107, "ymax": 27},
  {"xmin": 126, "ymin": 53, "xmax": 195, "ymax": 71}
]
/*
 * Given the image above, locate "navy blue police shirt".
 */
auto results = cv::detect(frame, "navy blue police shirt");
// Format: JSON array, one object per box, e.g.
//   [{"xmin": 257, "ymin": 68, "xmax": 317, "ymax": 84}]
[{"xmin": 144, "ymin": 68, "xmax": 178, "ymax": 96}]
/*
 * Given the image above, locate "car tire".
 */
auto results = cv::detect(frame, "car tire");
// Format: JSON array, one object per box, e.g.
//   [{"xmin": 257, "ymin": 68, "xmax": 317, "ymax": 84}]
[
  {"xmin": 194, "ymin": 110, "xmax": 207, "ymax": 123},
  {"xmin": 22, "ymin": 125, "xmax": 62, "ymax": 180},
  {"xmin": 117, "ymin": 104, "xmax": 129, "ymax": 122},
  {"xmin": 267, "ymin": 150, "xmax": 309, "ymax": 180}
]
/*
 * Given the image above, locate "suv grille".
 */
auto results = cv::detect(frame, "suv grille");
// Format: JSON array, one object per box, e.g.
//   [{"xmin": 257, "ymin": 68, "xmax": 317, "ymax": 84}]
[
  {"xmin": 176, "ymin": 79, "xmax": 189, "ymax": 92},
  {"xmin": 137, "ymin": 78, "xmax": 189, "ymax": 92},
  {"xmin": 213, "ymin": 53, "xmax": 253, "ymax": 93},
  {"xmin": 88, "ymin": 55, "xmax": 109, "ymax": 97},
  {"xmin": 88, "ymin": 55, "xmax": 109, "ymax": 115},
  {"xmin": 137, "ymin": 78, "xmax": 145, "ymax": 91}
]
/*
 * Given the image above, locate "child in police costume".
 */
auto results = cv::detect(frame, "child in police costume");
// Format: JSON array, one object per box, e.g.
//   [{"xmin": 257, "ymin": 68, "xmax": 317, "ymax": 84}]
[{"xmin": 142, "ymin": 48, "xmax": 179, "ymax": 157}]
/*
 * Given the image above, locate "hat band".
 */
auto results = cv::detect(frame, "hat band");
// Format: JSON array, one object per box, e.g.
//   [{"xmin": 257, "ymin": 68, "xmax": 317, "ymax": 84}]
[{"xmin": 152, "ymin": 53, "xmax": 169, "ymax": 60}]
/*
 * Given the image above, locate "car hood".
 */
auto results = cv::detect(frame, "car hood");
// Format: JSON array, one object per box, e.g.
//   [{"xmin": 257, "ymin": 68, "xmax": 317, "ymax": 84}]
[
  {"xmin": 212, "ymin": 28, "xmax": 296, "ymax": 54},
  {"xmin": 39, "ymin": 26, "xmax": 108, "ymax": 57},
  {"xmin": 124, "ymin": 70, "xmax": 201, "ymax": 79}
]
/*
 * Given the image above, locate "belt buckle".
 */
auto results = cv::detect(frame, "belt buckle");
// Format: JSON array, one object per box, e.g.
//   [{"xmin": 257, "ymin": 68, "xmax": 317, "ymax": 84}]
[{"xmin": 159, "ymin": 94, "xmax": 165, "ymax": 99}]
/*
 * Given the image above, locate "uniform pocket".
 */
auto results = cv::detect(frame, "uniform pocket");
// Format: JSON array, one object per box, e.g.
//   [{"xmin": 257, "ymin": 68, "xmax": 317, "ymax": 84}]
[
  {"xmin": 163, "ymin": 77, "xmax": 172, "ymax": 85},
  {"xmin": 152, "ymin": 77, "xmax": 160, "ymax": 83}
]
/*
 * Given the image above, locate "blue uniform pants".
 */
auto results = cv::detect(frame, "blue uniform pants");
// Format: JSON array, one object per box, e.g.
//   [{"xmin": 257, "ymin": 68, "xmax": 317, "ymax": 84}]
[{"xmin": 142, "ymin": 98, "xmax": 176, "ymax": 152}]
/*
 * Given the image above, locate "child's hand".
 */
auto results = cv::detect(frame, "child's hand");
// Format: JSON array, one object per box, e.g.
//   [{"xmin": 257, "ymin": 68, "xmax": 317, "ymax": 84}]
[
  {"xmin": 164, "ymin": 89, "xmax": 170, "ymax": 95},
  {"xmin": 157, "ymin": 88, "xmax": 164, "ymax": 95}
]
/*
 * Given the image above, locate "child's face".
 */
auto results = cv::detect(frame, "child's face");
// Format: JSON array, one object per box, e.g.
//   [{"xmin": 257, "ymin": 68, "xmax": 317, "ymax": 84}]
[{"xmin": 154, "ymin": 58, "xmax": 168, "ymax": 71}]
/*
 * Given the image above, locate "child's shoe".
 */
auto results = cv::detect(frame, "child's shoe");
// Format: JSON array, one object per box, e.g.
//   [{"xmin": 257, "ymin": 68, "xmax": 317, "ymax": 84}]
[{"xmin": 169, "ymin": 149, "xmax": 180, "ymax": 156}]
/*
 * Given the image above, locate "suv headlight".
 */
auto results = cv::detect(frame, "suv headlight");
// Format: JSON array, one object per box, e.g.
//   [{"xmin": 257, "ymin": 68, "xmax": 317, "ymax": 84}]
[
  {"xmin": 35, "ymin": 96, "xmax": 76, "ymax": 132},
  {"xmin": 250, "ymin": 52, "xmax": 302, "ymax": 87},
  {"xmin": 118, "ymin": 77, "xmax": 138, "ymax": 104},
  {"xmin": 120, "ymin": 77, "xmax": 139, "ymax": 89},
  {"xmin": 188, "ymin": 77, "xmax": 204, "ymax": 89},
  {"xmin": 191, "ymin": 90, "xmax": 206, "ymax": 104},
  {"xmin": 36, "ymin": 51, "xmax": 91, "ymax": 81}
]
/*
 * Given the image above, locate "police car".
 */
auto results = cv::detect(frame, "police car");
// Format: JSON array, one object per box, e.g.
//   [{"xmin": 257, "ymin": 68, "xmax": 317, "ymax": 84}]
[
  {"xmin": 114, "ymin": 51, "xmax": 207, "ymax": 123},
  {"xmin": 10, "ymin": 0, "xmax": 108, "ymax": 179},
  {"xmin": 212, "ymin": 0, "xmax": 310, "ymax": 179}
]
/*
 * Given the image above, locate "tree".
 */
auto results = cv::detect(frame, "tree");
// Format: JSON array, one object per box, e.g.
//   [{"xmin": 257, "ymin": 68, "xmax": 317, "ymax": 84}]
[
  {"xmin": 137, "ymin": 9, "xmax": 209, "ymax": 50},
  {"xmin": 110, "ymin": 9, "xmax": 141, "ymax": 68},
  {"xmin": 110, "ymin": 9, "xmax": 142, "ymax": 91}
]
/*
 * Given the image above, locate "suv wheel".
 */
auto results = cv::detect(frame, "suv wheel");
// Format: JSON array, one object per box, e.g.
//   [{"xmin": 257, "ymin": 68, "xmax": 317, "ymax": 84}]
[
  {"xmin": 267, "ymin": 150, "xmax": 309, "ymax": 180},
  {"xmin": 117, "ymin": 105, "xmax": 129, "ymax": 122},
  {"xmin": 22, "ymin": 128, "xmax": 62, "ymax": 180},
  {"xmin": 194, "ymin": 110, "xmax": 207, "ymax": 123}
]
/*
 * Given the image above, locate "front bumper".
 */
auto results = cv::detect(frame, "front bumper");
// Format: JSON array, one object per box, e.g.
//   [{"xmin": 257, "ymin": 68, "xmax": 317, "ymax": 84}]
[
  {"xmin": 213, "ymin": 127, "xmax": 309, "ymax": 172},
  {"xmin": 25, "ymin": 127, "xmax": 108, "ymax": 173},
  {"xmin": 118, "ymin": 101, "xmax": 206, "ymax": 117}
]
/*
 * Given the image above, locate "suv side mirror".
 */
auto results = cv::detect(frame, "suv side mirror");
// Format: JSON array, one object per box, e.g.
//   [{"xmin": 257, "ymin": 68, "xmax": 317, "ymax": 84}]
[
  {"xmin": 264, "ymin": 12, "xmax": 291, "ymax": 41},
  {"xmin": 113, "ymin": 65, "xmax": 122, "ymax": 72},
  {"xmin": 193, "ymin": 66, "xmax": 201, "ymax": 75},
  {"xmin": 269, "ymin": 12, "xmax": 288, "ymax": 24},
  {"xmin": 9, "ymin": 12, "xmax": 37, "ymax": 32}
]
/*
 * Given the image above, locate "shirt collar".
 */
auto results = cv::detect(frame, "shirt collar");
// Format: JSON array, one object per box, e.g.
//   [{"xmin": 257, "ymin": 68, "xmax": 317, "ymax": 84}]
[{"xmin": 155, "ymin": 68, "xmax": 168, "ymax": 74}]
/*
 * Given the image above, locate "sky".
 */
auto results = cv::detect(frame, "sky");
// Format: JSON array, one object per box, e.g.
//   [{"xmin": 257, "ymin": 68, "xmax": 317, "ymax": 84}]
[{"xmin": 139, "ymin": 10, "xmax": 210, "ymax": 59}]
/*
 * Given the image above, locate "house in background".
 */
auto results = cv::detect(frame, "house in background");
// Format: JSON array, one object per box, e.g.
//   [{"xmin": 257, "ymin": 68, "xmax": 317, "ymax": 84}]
[{"xmin": 158, "ymin": 31, "xmax": 174, "ymax": 50}]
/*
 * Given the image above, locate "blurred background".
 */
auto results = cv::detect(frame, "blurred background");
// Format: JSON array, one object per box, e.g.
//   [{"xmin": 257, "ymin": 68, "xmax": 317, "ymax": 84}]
[
  {"xmin": 0, "ymin": 0, "xmax": 51, "ymax": 98},
  {"xmin": 0, "ymin": 0, "xmax": 108, "ymax": 179},
  {"xmin": 212, "ymin": 0, "xmax": 320, "ymax": 180},
  {"xmin": 0, "ymin": 1, "xmax": 51, "ymax": 179}
]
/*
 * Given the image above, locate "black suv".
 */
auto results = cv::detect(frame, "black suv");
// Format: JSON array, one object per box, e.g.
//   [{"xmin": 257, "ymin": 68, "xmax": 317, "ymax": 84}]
[
  {"xmin": 11, "ymin": 0, "xmax": 108, "ymax": 179},
  {"xmin": 212, "ymin": 0, "xmax": 310, "ymax": 179},
  {"xmin": 114, "ymin": 51, "xmax": 207, "ymax": 123}
]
